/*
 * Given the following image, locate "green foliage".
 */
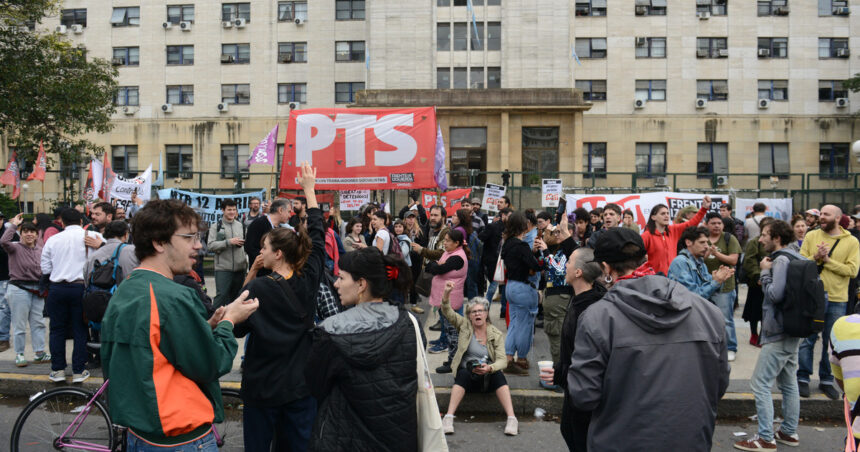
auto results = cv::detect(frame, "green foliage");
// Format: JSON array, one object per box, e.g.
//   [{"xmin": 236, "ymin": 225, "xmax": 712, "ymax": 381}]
[
  {"xmin": 845, "ymin": 73, "xmax": 860, "ymax": 93},
  {"xmin": 0, "ymin": 193, "xmax": 20, "ymax": 217}
]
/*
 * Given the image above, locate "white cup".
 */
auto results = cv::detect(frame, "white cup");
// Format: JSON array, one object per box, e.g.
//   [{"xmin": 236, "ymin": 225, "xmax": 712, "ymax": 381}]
[{"xmin": 537, "ymin": 360, "xmax": 553, "ymax": 372}]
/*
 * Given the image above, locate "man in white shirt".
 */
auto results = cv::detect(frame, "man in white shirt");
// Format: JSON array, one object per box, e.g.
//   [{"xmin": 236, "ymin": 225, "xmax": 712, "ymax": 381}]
[{"xmin": 41, "ymin": 208, "xmax": 104, "ymax": 384}]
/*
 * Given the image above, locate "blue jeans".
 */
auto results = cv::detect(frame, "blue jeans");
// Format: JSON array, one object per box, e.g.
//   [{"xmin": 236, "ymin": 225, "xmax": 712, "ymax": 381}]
[
  {"xmin": 7, "ymin": 284, "xmax": 46, "ymax": 355},
  {"xmin": 46, "ymin": 282, "xmax": 87, "ymax": 374},
  {"xmin": 485, "ymin": 281, "xmax": 507, "ymax": 313},
  {"xmin": 441, "ymin": 306, "xmax": 463, "ymax": 363},
  {"xmin": 243, "ymin": 396, "xmax": 317, "ymax": 451},
  {"xmin": 711, "ymin": 291, "xmax": 738, "ymax": 352},
  {"xmin": 127, "ymin": 429, "xmax": 218, "ymax": 451},
  {"xmin": 505, "ymin": 280, "xmax": 538, "ymax": 357},
  {"xmin": 750, "ymin": 337, "xmax": 802, "ymax": 442},
  {"xmin": 797, "ymin": 300, "xmax": 846, "ymax": 385},
  {"xmin": 0, "ymin": 280, "xmax": 9, "ymax": 341}
]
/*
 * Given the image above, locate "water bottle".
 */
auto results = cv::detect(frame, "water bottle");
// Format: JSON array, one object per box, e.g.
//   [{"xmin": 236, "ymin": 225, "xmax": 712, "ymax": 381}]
[{"xmin": 534, "ymin": 407, "xmax": 546, "ymax": 420}]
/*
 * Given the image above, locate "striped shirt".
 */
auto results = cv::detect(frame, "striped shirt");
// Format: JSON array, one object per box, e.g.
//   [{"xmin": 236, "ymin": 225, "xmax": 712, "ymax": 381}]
[{"xmin": 830, "ymin": 313, "xmax": 860, "ymax": 439}]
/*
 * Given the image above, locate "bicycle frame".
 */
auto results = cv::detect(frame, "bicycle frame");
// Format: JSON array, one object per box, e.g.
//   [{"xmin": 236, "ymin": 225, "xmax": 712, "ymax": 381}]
[{"xmin": 56, "ymin": 378, "xmax": 113, "ymax": 452}]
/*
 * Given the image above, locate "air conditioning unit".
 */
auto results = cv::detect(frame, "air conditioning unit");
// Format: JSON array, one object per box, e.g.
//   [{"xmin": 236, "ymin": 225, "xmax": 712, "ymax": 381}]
[
  {"xmin": 696, "ymin": 49, "xmax": 709, "ymax": 58},
  {"xmin": 758, "ymin": 48, "xmax": 771, "ymax": 57},
  {"xmin": 716, "ymin": 175, "xmax": 729, "ymax": 186},
  {"xmin": 836, "ymin": 98, "xmax": 849, "ymax": 108},
  {"xmin": 55, "ymin": 25, "xmax": 67, "ymax": 34},
  {"xmin": 634, "ymin": 98, "xmax": 646, "ymax": 109},
  {"xmin": 288, "ymin": 102, "xmax": 301, "ymax": 110},
  {"xmin": 234, "ymin": 18, "xmax": 246, "ymax": 28},
  {"xmin": 718, "ymin": 49, "xmax": 729, "ymax": 57},
  {"xmin": 162, "ymin": 21, "xmax": 172, "ymax": 29},
  {"xmin": 71, "ymin": 24, "xmax": 83, "ymax": 34},
  {"xmin": 111, "ymin": 57, "xmax": 126, "ymax": 66},
  {"xmin": 180, "ymin": 21, "xmax": 192, "ymax": 31},
  {"xmin": 221, "ymin": 54, "xmax": 234, "ymax": 63},
  {"xmin": 217, "ymin": 102, "xmax": 229, "ymax": 112},
  {"xmin": 654, "ymin": 176, "xmax": 669, "ymax": 186},
  {"xmin": 122, "ymin": 106, "xmax": 138, "ymax": 115},
  {"xmin": 278, "ymin": 53, "xmax": 293, "ymax": 63},
  {"xmin": 635, "ymin": 5, "xmax": 647, "ymax": 15},
  {"xmin": 758, "ymin": 98, "xmax": 771, "ymax": 109},
  {"xmin": 774, "ymin": 6, "xmax": 790, "ymax": 15},
  {"xmin": 697, "ymin": 11, "xmax": 711, "ymax": 19},
  {"xmin": 222, "ymin": 20, "xmax": 233, "ymax": 28},
  {"xmin": 161, "ymin": 103, "xmax": 173, "ymax": 113},
  {"xmin": 837, "ymin": 48, "xmax": 851, "ymax": 58},
  {"xmin": 295, "ymin": 17, "xmax": 305, "ymax": 25},
  {"xmin": 834, "ymin": 6, "xmax": 851, "ymax": 15},
  {"xmin": 696, "ymin": 98, "xmax": 708, "ymax": 109},
  {"xmin": 635, "ymin": 37, "xmax": 647, "ymax": 47}
]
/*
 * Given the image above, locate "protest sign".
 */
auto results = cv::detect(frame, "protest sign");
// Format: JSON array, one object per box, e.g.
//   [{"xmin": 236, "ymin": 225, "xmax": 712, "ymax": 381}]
[
  {"xmin": 340, "ymin": 190, "xmax": 371, "ymax": 211},
  {"xmin": 482, "ymin": 184, "xmax": 506, "ymax": 213},
  {"xmin": 734, "ymin": 198, "xmax": 794, "ymax": 221},
  {"xmin": 565, "ymin": 192, "xmax": 725, "ymax": 232},
  {"xmin": 542, "ymin": 179, "xmax": 562, "ymax": 207},
  {"xmin": 420, "ymin": 188, "xmax": 472, "ymax": 214},
  {"xmin": 110, "ymin": 165, "xmax": 153, "ymax": 210},
  {"xmin": 157, "ymin": 188, "xmax": 266, "ymax": 224}
]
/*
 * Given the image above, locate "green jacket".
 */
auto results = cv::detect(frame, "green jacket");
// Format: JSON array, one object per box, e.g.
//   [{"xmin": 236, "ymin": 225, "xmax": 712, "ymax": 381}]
[
  {"xmin": 441, "ymin": 296, "xmax": 506, "ymax": 373},
  {"xmin": 743, "ymin": 237, "xmax": 765, "ymax": 284},
  {"xmin": 101, "ymin": 268, "xmax": 238, "ymax": 445}
]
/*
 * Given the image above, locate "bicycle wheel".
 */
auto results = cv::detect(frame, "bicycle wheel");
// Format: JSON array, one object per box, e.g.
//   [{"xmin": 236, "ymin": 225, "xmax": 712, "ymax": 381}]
[
  {"xmin": 11, "ymin": 387, "xmax": 114, "ymax": 452},
  {"xmin": 215, "ymin": 388, "xmax": 244, "ymax": 451}
]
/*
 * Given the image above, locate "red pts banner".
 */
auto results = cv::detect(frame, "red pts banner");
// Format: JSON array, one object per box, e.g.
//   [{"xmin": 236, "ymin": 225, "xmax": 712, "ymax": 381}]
[
  {"xmin": 421, "ymin": 188, "xmax": 472, "ymax": 215},
  {"xmin": 280, "ymin": 107, "xmax": 438, "ymax": 190}
]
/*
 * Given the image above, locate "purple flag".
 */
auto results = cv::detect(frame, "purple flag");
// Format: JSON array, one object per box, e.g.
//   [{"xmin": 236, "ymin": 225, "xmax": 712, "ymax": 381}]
[
  {"xmin": 247, "ymin": 124, "xmax": 279, "ymax": 167},
  {"xmin": 433, "ymin": 124, "xmax": 448, "ymax": 190}
]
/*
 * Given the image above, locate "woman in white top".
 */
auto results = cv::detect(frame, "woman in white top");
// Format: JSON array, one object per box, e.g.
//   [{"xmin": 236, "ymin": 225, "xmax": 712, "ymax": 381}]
[{"xmin": 371, "ymin": 211, "xmax": 391, "ymax": 254}]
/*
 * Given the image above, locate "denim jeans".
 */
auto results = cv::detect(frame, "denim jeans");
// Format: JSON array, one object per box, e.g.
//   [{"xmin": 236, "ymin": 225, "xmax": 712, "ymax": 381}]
[
  {"xmin": 711, "ymin": 291, "xmax": 738, "ymax": 352},
  {"xmin": 441, "ymin": 306, "xmax": 463, "ymax": 363},
  {"xmin": 7, "ymin": 284, "xmax": 46, "ymax": 355},
  {"xmin": 243, "ymin": 396, "xmax": 317, "ymax": 451},
  {"xmin": 485, "ymin": 281, "xmax": 507, "ymax": 313},
  {"xmin": 0, "ymin": 280, "xmax": 9, "ymax": 341},
  {"xmin": 750, "ymin": 337, "xmax": 802, "ymax": 442},
  {"xmin": 505, "ymin": 280, "xmax": 538, "ymax": 357},
  {"xmin": 46, "ymin": 282, "xmax": 87, "ymax": 374},
  {"xmin": 797, "ymin": 300, "xmax": 847, "ymax": 385},
  {"xmin": 127, "ymin": 429, "xmax": 218, "ymax": 451}
]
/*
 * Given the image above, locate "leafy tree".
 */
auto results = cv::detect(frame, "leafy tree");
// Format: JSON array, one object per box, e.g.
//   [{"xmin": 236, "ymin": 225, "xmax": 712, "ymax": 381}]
[{"xmin": 845, "ymin": 73, "xmax": 860, "ymax": 93}]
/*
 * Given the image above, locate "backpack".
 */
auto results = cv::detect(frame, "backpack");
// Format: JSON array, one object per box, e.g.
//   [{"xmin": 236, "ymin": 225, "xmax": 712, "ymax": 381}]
[
  {"xmin": 82, "ymin": 244, "xmax": 126, "ymax": 323},
  {"xmin": 771, "ymin": 250, "xmax": 827, "ymax": 338},
  {"xmin": 388, "ymin": 231, "xmax": 404, "ymax": 260},
  {"xmin": 468, "ymin": 231, "xmax": 483, "ymax": 265}
]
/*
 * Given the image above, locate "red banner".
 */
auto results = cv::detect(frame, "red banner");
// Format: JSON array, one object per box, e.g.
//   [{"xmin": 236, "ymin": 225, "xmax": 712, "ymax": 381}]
[
  {"xmin": 279, "ymin": 107, "xmax": 438, "ymax": 190},
  {"xmin": 26, "ymin": 141, "xmax": 46, "ymax": 182},
  {"xmin": 421, "ymin": 188, "xmax": 472, "ymax": 215}
]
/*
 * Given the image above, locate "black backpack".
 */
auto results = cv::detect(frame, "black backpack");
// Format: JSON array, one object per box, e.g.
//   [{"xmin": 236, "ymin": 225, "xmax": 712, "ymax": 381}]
[
  {"xmin": 771, "ymin": 250, "xmax": 827, "ymax": 338},
  {"xmin": 82, "ymin": 244, "xmax": 126, "ymax": 323}
]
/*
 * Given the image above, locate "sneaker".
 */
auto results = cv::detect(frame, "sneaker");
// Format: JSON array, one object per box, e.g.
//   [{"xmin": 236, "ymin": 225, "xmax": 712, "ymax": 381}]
[
  {"xmin": 733, "ymin": 435, "xmax": 777, "ymax": 451},
  {"xmin": 72, "ymin": 370, "xmax": 90, "ymax": 384},
  {"xmin": 774, "ymin": 430, "xmax": 799, "ymax": 447},
  {"xmin": 728, "ymin": 351, "xmax": 736, "ymax": 362},
  {"xmin": 428, "ymin": 343, "xmax": 448, "ymax": 354},
  {"xmin": 49, "ymin": 370, "xmax": 66, "ymax": 382},
  {"xmin": 15, "ymin": 353, "xmax": 27, "ymax": 367},
  {"xmin": 436, "ymin": 362, "xmax": 452, "ymax": 374},
  {"xmin": 442, "ymin": 414, "xmax": 454, "ymax": 434},
  {"xmin": 820, "ymin": 383, "xmax": 841, "ymax": 400},
  {"xmin": 33, "ymin": 352, "xmax": 50, "ymax": 364},
  {"xmin": 410, "ymin": 306, "xmax": 425, "ymax": 315},
  {"xmin": 798, "ymin": 381, "xmax": 810, "ymax": 398},
  {"xmin": 504, "ymin": 416, "xmax": 518, "ymax": 436},
  {"xmin": 516, "ymin": 358, "xmax": 530, "ymax": 370},
  {"xmin": 504, "ymin": 360, "xmax": 529, "ymax": 376},
  {"xmin": 0, "ymin": 340, "xmax": 9, "ymax": 352}
]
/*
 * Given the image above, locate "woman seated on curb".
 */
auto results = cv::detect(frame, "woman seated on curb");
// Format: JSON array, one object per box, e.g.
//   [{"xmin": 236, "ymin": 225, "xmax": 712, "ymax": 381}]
[{"xmin": 439, "ymin": 280, "xmax": 518, "ymax": 436}]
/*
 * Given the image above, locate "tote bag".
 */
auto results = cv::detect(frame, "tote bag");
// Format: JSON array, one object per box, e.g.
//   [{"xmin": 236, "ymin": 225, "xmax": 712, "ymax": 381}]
[
  {"xmin": 408, "ymin": 314, "xmax": 449, "ymax": 452},
  {"xmin": 493, "ymin": 241, "xmax": 506, "ymax": 283}
]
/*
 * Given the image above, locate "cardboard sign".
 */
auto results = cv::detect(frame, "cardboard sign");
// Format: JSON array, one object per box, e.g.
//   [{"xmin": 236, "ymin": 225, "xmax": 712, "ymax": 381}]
[
  {"xmin": 542, "ymin": 179, "xmax": 562, "ymax": 207},
  {"xmin": 565, "ymin": 192, "xmax": 725, "ymax": 232},
  {"xmin": 340, "ymin": 190, "xmax": 371, "ymax": 211},
  {"xmin": 420, "ymin": 188, "xmax": 472, "ymax": 215},
  {"xmin": 482, "ymin": 183, "xmax": 507, "ymax": 213},
  {"xmin": 280, "ymin": 107, "xmax": 438, "ymax": 190}
]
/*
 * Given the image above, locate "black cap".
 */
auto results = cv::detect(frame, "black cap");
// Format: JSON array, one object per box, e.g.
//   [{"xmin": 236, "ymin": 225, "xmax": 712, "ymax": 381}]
[{"xmin": 593, "ymin": 228, "xmax": 647, "ymax": 264}]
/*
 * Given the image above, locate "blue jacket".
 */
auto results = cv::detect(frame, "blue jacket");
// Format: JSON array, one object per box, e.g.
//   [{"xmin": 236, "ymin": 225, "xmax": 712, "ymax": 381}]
[{"xmin": 667, "ymin": 249, "xmax": 722, "ymax": 300}]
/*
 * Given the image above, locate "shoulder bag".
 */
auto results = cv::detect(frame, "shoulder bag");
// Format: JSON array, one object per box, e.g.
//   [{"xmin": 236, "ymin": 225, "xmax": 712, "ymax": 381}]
[
  {"xmin": 493, "ymin": 240, "xmax": 506, "ymax": 283},
  {"xmin": 407, "ymin": 313, "xmax": 449, "ymax": 452}
]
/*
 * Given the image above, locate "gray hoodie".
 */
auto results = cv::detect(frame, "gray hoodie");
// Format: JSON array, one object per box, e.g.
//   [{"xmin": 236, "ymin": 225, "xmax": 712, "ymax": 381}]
[
  {"xmin": 759, "ymin": 247, "xmax": 803, "ymax": 345},
  {"xmin": 568, "ymin": 275, "xmax": 730, "ymax": 452}
]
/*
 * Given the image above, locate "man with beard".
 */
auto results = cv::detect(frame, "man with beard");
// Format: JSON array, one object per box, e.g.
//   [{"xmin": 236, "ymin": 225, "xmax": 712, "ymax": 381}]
[
  {"xmin": 88, "ymin": 202, "xmax": 115, "ymax": 234},
  {"xmin": 796, "ymin": 204, "xmax": 860, "ymax": 400},
  {"xmin": 288, "ymin": 196, "xmax": 307, "ymax": 229},
  {"xmin": 243, "ymin": 197, "xmax": 263, "ymax": 227},
  {"xmin": 411, "ymin": 205, "xmax": 451, "ymax": 265}
]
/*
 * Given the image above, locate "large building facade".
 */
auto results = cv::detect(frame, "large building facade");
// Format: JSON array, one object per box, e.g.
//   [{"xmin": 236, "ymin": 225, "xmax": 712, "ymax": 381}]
[{"xmin": 10, "ymin": 0, "xmax": 860, "ymax": 208}]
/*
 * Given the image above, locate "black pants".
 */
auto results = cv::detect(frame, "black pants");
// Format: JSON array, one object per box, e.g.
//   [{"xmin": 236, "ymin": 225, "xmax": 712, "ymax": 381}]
[
  {"xmin": 560, "ymin": 394, "xmax": 590, "ymax": 452},
  {"xmin": 46, "ymin": 283, "xmax": 87, "ymax": 374},
  {"xmin": 243, "ymin": 396, "xmax": 317, "ymax": 452}
]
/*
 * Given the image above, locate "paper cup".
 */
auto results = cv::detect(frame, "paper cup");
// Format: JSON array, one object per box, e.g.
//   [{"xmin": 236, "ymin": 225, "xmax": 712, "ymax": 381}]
[{"xmin": 537, "ymin": 360, "xmax": 553, "ymax": 371}]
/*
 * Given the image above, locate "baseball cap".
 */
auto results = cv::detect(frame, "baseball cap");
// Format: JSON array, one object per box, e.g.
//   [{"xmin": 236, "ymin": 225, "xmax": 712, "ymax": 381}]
[
  {"xmin": 806, "ymin": 209, "xmax": 821, "ymax": 217},
  {"xmin": 851, "ymin": 213, "xmax": 860, "ymax": 221},
  {"xmin": 593, "ymin": 228, "xmax": 647, "ymax": 264}
]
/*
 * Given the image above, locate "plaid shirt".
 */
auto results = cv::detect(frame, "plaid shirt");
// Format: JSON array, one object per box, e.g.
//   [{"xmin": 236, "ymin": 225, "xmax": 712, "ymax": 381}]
[{"xmin": 315, "ymin": 281, "xmax": 341, "ymax": 323}]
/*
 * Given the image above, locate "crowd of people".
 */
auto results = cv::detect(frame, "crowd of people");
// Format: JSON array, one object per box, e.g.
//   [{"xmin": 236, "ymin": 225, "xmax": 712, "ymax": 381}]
[{"xmin": 5, "ymin": 170, "xmax": 860, "ymax": 451}]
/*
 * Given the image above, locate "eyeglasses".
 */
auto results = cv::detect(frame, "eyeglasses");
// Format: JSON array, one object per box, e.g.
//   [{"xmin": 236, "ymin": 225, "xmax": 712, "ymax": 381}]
[
  {"xmin": 173, "ymin": 232, "xmax": 203, "ymax": 243},
  {"xmin": 470, "ymin": 309, "xmax": 486, "ymax": 314}
]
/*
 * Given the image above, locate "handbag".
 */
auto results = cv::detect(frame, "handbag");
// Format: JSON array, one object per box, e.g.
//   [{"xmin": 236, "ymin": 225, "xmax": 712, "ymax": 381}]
[
  {"xmin": 493, "ymin": 241, "xmax": 506, "ymax": 283},
  {"xmin": 408, "ymin": 313, "xmax": 449, "ymax": 452},
  {"xmin": 416, "ymin": 268, "xmax": 434, "ymax": 297}
]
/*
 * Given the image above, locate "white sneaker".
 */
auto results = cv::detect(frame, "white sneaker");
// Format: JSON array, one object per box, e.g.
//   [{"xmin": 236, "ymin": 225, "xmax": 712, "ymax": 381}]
[
  {"xmin": 728, "ymin": 351, "xmax": 736, "ymax": 362},
  {"xmin": 504, "ymin": 416, "xmax": 518, "ymax": 436},
  {"xmin": 49, "ymin": 370, "xmax": 66, "ymax": 382},
  {"xmin": 72, "ymin": 370, "xmax": 90, "ymax": 383},
  {"xmin": 442, "ymin": 414, "xmax": 454, "ymax": 434}
]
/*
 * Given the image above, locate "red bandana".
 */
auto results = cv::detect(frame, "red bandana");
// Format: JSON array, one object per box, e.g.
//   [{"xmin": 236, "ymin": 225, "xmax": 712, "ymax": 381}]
[{"xmin": 616, "ymin": 263, "xmax": 657, "ymax": 282}]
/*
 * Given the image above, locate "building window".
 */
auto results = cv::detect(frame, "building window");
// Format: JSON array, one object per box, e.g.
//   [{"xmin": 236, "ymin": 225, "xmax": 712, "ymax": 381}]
[
  {"xmin": 574, "ymin": 38, "xmax": 607, "ymax": 59},
  {"xmin": 279, "ymin": 2, "xmax": 308, "ymax": 21},
  {"xmin": 437, "ymin": 68, "xmax": 451, "ymax": 89},
  {"xmin": 471, "ymin": 23, "xmax": 484, "ymax": 50},
  {"xmin": 635, "ymin": 143, "xmax": 666, "ymax": 176},
  {"xmin": 635, "ymin": 37, "xmax": 666, "ymax": 58},
  {"xmin": 487, "ymin": 67, "xmax": 501, "ymax": 88},
  {"xmin": 112, "ymin": 145, "xmax": 138, "ymax": 177},
  {"xmin": 221, "ymin": 84, "xmax": 250, "ymax": 104},
  {"xmin": 635, "ymin": 80, "xmax": 666, "ymax": 101},
  {"xmin": 166, "ymin": 145, "xmax": 193, "ymax": 178},
  {"xmin": 575, "ymin": 80, "xmax": 607, "ymax": 101},
  {"xmin": 758, "ymin": 80, "xmax": 788, "ymax": 100},
  {"xmin": 222, "ymin": 3, "xmax": 250, "ymax": 22},
  {"xmin": 450, "ymin": 128, "xmax": 487, "ymax": 187},
  {"xmin": 820, "ymin": 143, "xmax": 850, "ymax": 178},
  {"xmin": 470, "ymin": 67, "xmax": 484, "ymax": 89},
  {"xmin": 61, "ymin": 9, "xmax": 87, "ymax": 27},
  {"xmin": 278, "ymin": 42, "xmax": 308, "ymax": 63},
  {"xmin": 758, "ymin": 143, "xmax": 790, "ymax": 176},
  {"xmin": 819, "ymin": 38, "xmax": 850, "ymax": 58},
  {"xmin": 758, "ymin": 0, "xmax": 787, "ymax": 16},
  {"xmin": 696, "ymin": 0, "xmax": 727, "ymax": 15},
  {"xmin": 696, "ymin": 37, "xmax": 728, "ymax": 58},
  {"xmin": 336, "ymin": 0, "xmax": 365, "ymax": 20},
  {"xmin": 336, "ymin": 41, "xmax": 365, "ymax": 62},
  {"xmin": 437, "ymin": 23, "xmax": 451, "ymax": 51},
  {"xmin": 166, "ymin": 45, "xmax": 194, "ymax": 65},
  {"xmin": 278, "ymin": 83, "xmax": 307, "ymax": 103},
  {"xmin": 335, "ymin": 82, "xmax": 364, "ymax": 103},
  {"xmin": 487, "ymin": 22, "xmax": 501, "ymax": 51},
  {"xmin": 115, "ymin": 86, "xmax": 139, "ymax": 106},
  {"xmin": 575, "ymin": 0, "xmax": 607, "ymax": 16},
  {"xmin": 166, "ymin": 5, "xmax": 194, "ymax": 24},
  {"xmin": 112, "ymin": 47, "xmax": 139, "ymax": 66},
  {"xmin": 634, "ymin": 0, "xmax": 667, "ymax": 15},
  {"xmin": 819, "ymin": 80, "xmax": 848, "ymax": 101},
  {"xmin": 453, "ymin": 23, "xmax": 468, "ymax": 51},
  {"xmin": 697, "ymin": 143, "xmax": 728, "ymax": 177},
  {"xmin": 166, "ymin": 85, "xmax": 194, "ymax": 105},
  {"xmin": 819, "ymin": 0, "xmax": 849, "ymax": 16},
  {"xmin": 221, "ymin": 44, "xmax": 250, "ymax": 64},
  {"xmin": 110, "ymin": 7, "xmax": 140, "ymax": 27},
  {"xmin": 221, "ymin": 145, "xmax": 250, "ymax": 178},
  {"xmin": 522, "ymin": 127, "xmax": 560, "ymax": 186},
  {"xmin": 583, "ymin": 143, "xmax": 607, "ymax": 178},
  {"xmin": 696, "ymin": 80, "xmax": 728, "ymax": 101},
  {"xmin": 453, "ymin": 68, "xmax": 467, "ymax": 89},
  {"xmin": 758, "ymin": 37, "xmax": 788, "ymax": 58}
]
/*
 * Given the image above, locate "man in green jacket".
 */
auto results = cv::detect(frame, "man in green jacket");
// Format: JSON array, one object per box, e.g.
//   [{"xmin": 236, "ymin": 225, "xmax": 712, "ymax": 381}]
[{"xmin": 102, "ymin": 199, "xmax": 258, "ymax": 450}]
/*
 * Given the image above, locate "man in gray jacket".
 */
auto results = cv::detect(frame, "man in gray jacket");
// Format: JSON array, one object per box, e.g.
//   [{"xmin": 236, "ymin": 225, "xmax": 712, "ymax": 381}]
[
  {"xmin": 568, "ymin": 228, "xmax": 730, "ymax": 452},
  {"xmin": 734, "ymin": 220, "xmax": 802, "ymax": 451},
  {"xmin": 208, "ymin": 199, "xmax": 247, "ymax": 307}
]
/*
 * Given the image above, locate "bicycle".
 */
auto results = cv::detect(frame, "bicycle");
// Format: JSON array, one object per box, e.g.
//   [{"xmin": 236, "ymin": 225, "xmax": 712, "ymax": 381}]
[{"xmin": 10, "ymin": 379, "xmax": 244, "ymax": 451}]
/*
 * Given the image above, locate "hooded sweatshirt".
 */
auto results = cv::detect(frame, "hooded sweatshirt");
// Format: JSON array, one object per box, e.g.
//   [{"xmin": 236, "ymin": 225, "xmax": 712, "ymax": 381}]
[
  {"xmin": 568, "ymin": 275, "xmax": 730, "ymax": 452},
  {"xmin": 799, "ymin": 226, "xmax": 859, "ymax": 302}
]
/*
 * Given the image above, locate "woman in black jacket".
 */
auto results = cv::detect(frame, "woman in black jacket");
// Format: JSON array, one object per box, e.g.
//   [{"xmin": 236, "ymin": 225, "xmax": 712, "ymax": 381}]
[{"xmin": 233, "ymin": 163, "xmax": 325, "ymax": 452}]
